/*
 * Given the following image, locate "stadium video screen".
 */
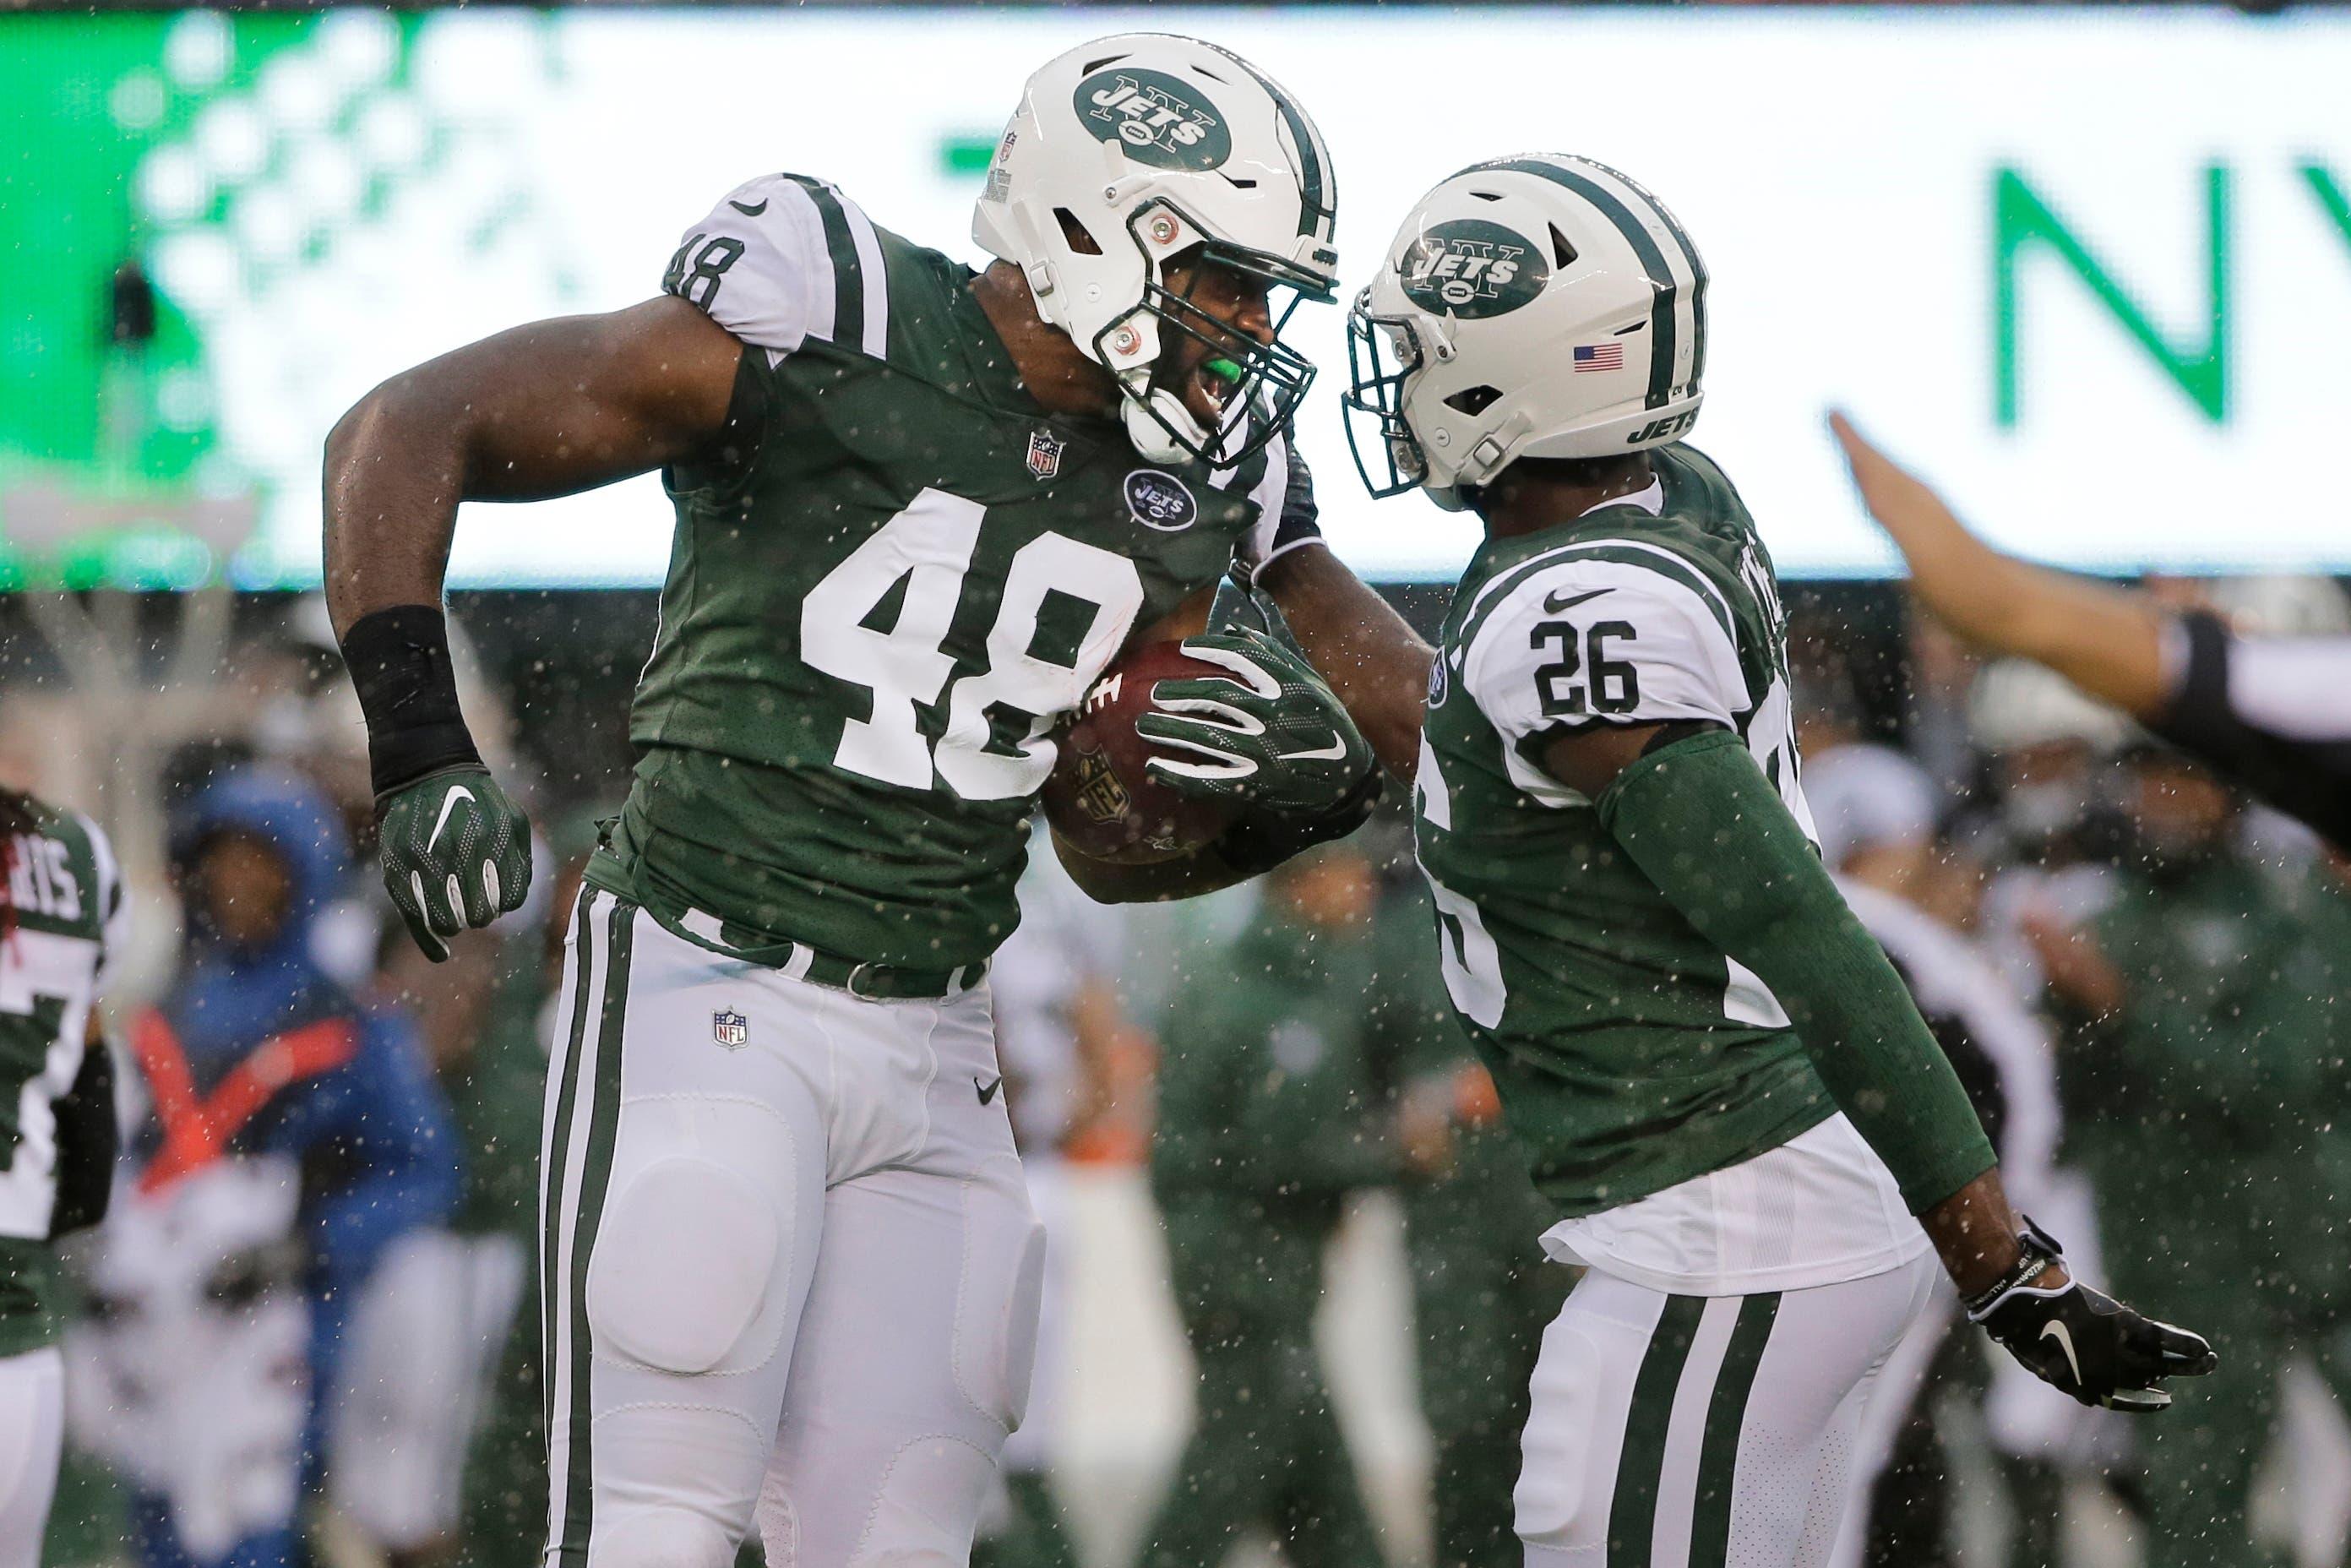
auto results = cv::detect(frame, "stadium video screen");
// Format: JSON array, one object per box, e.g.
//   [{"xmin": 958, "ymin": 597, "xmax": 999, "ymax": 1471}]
[{"xmin": 5, "ymin": 6, "xmax": 2348, "ymax": 587}]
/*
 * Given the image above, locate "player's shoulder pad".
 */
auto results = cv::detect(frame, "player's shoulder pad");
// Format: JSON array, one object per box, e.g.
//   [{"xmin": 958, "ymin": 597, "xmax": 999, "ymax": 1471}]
[
  {"xmin": 1460, "ymin": 539, "xmax": 1746, "ymax": 743},
  {"xmin": 662, "ymin": 172, "xmax": 890, "ymax": 361}
]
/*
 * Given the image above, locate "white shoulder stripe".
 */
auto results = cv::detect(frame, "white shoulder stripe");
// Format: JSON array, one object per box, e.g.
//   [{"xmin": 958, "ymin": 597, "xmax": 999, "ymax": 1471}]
[
  {"xmin": 1460, "ymin": 535, "xmax": 1735, "ymax": 640},
  {"xmin": 763, "ymin": 177, "xmax": 833, "ymax": 353},
  {"xmin": 834, "ymin": 187, "xmax": 890, "ymax": 361}
]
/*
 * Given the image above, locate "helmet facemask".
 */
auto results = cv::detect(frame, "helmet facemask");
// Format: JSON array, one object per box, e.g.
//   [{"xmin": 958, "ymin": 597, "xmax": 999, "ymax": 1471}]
[
  {"xmin": 1341, "ymin": 297, "xmax": 1433, "ymax": 498},
  {"xmin": 1106, "ymin": 199, "xmax": 1329, "ymax": 469}
]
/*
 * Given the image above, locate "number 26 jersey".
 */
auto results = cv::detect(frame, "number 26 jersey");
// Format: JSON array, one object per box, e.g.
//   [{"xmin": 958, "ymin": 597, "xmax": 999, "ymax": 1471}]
[
  {"xmin": 610, "ymin": 174, "xmax": 1299, "ymax": 971},
  {"xmin": 1412, "ymin": 444, "xmax": 1836, "ymax": 1217}
]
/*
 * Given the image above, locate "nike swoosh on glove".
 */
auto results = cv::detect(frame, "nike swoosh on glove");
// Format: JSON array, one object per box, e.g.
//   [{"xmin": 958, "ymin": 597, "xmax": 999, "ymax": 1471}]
[
  {"xmin": 1967, "ymin": 1221, "xmax": 2217, "ymax": 1413},
  {"xmin": 1135, "ymin": 627, "xmax": 1374, "ymax": 819},
  {"xmin": 377, "ymin": 766, "xmax": 533, "ymax": 961}
]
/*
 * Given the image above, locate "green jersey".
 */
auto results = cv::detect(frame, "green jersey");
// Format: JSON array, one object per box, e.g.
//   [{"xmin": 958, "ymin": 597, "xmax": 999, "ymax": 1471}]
[
  {"xmin": 1413, "ymin": 444, "xmax": 1833, "ymax": 1216},
  {"xmin": 596, "ymin": 173, "xmax": 1298, "ymax": 970},
  {"xmin": 0, "ymin": 803, "xmax": 125, "ymax": 1356}
]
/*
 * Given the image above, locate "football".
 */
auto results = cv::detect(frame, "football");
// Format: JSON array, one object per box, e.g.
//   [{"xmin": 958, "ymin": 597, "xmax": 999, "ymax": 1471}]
[{"xmin": 1042, "ymin": 641, "xmax": 1243, "ymax": 863}]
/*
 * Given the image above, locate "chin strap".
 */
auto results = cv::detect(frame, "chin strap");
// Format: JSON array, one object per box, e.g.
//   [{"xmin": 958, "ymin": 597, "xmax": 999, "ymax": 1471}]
[{"xmin": 1121, "ymin": 381, "xmax": 1204, "ymax": 465}]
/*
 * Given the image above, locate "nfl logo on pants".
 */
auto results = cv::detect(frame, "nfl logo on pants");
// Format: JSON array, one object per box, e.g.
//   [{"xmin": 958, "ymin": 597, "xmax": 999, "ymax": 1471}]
[{"xmin": 712, "ymin": 1009, "xmax": 748, "ymax": 1049}]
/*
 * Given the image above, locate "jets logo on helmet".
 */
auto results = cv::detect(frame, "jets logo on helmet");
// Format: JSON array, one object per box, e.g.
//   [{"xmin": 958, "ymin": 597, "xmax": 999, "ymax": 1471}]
[
  {"xmin": 1077, "ymin": 69, "xmax": 1231, "ymax": 169},
  {"xmin": 1344, "ymin": 154, "xmax": 1706, "ymax": 509},
  {"xmin": 973, "ymin": 34, "xmax": 1338, "ymax": 469},
  {"xmin": 1399, "ymin": 220, "xmax": 1548, "ymax": 318}
]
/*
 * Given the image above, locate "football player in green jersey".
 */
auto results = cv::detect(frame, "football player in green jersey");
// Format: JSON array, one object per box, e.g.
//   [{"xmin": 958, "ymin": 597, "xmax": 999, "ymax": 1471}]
[
  {"xmin": 1149, "ymin": 155, "xmax": 2218, "ymax": 1567},
  {"xmin": 0, "ymin": 791, "xmax": 128, "ymax": 1568},
  {"xmin": 322, "ymin": 34, "xmax": 1377, "ymax": 1568}
]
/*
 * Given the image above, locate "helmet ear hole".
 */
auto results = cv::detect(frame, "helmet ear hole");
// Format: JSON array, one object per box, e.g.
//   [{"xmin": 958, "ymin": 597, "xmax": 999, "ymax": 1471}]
[
  {"xmin": 1054, "ymin": 209, "xmax": 1104, "ymax": 257},
  {"xmin": 1444, "ymin": 386, "xmax": 1504, "ymax": 416},
  {"xmin": 1549, "ymin": 225, "xmax": 1578, "ymax": 270}
]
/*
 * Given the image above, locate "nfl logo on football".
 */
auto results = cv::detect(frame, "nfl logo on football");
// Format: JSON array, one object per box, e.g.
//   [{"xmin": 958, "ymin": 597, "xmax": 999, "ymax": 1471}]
[
  {"xmin": 712, "ymin": 1009, "xmax": 749, "ymax": 1049},
  {"xmin": 1026, "ymin": 428, "xmax": 1065, "ymax": 481}
]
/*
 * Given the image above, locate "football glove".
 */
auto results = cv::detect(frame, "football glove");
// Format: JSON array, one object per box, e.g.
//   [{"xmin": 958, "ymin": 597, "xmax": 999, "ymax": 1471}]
[
  {"xmin": 1136, "ymin": 628, "xmax": 1375, "ymax": 819},
  {"xmin": 377, "ymin": 766, "xmax": 533, "ymax": 962},
  {"xmin": 1966, "ymin": 1218, "xmax": 2217, "ymax": 1413}
]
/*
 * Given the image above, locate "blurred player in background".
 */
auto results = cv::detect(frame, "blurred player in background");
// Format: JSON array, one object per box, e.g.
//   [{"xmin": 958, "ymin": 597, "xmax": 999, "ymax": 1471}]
[
  {"xmin": 1140, "ymin": 840, "xmax": 1404, "ymax": 1568},
  {"xmin": 2027, "ymin": 743, "xmax": 2351, "ymax": 1566},
  {"xmin": 323, "ymin": 32, "xmax": 1377, "ymax": 1567},
  {"xmin": 1833, "ymin": 414, "xmax": 2351, "ymax": 851},
  {"xmin": 0, "ymin": 792, "xmax": 125, "ymax": 1568},
  {"xmin": 80, "ymin": 766, "xmax": 456, "ymax": 1568},
  {"xmin": 1146, "ymin": 153, "xmax": 2217, "ymax": 1565},
  {"xmin": 1385, "ymin": 868, "xmax": 1564, "ymax": 1568}
]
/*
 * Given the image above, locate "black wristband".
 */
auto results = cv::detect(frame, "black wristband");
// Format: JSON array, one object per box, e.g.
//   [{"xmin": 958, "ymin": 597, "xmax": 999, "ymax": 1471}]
[
  {"xmin": 340, "ymin": 604, "xmax": 483, "ymax": 799},
  {"xmin": 1215, "ymin": 768, "xmax": 1383, "ymax": 879}
]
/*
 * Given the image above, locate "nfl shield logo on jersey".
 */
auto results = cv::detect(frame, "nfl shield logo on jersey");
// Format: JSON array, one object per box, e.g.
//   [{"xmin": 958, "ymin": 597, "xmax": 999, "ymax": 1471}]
[
  {"xmin": 712, "ymin": 1009, "xmax": 749, "ymax": 1049},
  {"xmin": 1026, "ymin": 428, "xmax": 1065, "ymax": 481}
]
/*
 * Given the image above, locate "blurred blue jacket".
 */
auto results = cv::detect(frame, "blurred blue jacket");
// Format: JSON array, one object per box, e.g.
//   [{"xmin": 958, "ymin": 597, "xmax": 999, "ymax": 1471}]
[{"xmin": 140, "ymin": 765, "xmax": 460, "ymax": 1399}]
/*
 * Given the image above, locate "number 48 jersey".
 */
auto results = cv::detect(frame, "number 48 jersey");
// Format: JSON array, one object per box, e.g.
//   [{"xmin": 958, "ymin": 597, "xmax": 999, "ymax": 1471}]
[
  {"xmin": 607, "ymin": 175, "xmax": 1299, "ymax": 971},
  {"xmin": 1413, "ymin": 444, "xmax": 1837, "ymax": 1217}
]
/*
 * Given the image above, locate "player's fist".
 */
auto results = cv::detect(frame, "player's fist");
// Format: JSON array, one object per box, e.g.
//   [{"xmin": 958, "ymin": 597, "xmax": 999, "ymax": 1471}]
[
  {"xmin": 1967, "ymin": 1221, "xmax": 2216, "ymax": 1413},
  {"xmin": 377, "ymin": 766, "xmax": 532, "ymax": 962},
  {"xmin": 1136, "ymin": 628, "xmax": 1373, "ymax": 819}
]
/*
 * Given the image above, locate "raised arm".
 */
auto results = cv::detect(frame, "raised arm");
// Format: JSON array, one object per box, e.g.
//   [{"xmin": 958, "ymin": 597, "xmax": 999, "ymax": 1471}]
[
  {"xmin": 1828, "ymin": 411, "xmax": 2170, "ymax": 718},
  {"xmin": 324, "ymin": 296, "xmax": 743, "ymax": 630}
]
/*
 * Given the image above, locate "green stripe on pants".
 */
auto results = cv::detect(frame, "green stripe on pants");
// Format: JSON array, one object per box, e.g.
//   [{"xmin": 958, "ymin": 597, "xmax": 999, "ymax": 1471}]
[
  {"xmin": 1608, "ymin": 1294, "xmax": 1706, "ymax": 1567},
  {"xmin": 1689, "ymin": 1292, "xmax": 1782, "ymax": 1568},
  {"xmin": 559, "ymin": 898, "xmax": 636, "ymax": 1563},
  {"xmin": 541, "ymin": 885, "xmax": 598, "ymax": 1441}
]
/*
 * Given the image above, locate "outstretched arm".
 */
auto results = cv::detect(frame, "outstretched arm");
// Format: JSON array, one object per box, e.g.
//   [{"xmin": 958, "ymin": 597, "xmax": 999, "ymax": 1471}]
[
  {"xmin": 1828, "ymin": 411, "xmax": 2170, "ymax": 718},
  {"xmin": 1553, "ymin": 721, "xmax": 2212, "ymax": 1409}
]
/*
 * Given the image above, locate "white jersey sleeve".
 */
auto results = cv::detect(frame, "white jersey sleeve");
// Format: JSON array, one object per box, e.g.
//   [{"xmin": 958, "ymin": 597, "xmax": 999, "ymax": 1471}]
[
  {"xmin": 661, "ymin": 173, "xmax": 890, "ymax": 362},
  {"xmin": 1460, "ymin": 554, "xmax": 1746, "ymax": 804}
]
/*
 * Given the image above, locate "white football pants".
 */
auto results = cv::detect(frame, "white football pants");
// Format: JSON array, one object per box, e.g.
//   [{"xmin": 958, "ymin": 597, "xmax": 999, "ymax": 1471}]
[
  {"xmin": 0, "ymin": 1347, "xmax": 61, "ymax": 1568},
  {"xmin": 1517, "ymin": 1251, "xmax": 1937, "ymax": 1568},
  {"xmin": 540, "ymin": 890, "xmax": 1044, "ymax": 1568}
]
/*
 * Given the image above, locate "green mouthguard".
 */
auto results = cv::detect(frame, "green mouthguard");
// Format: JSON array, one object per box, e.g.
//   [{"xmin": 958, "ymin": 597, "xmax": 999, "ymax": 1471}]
[{"xmin": 1205, "ymin": 358, "xmax": 1244, "ymax": 385}]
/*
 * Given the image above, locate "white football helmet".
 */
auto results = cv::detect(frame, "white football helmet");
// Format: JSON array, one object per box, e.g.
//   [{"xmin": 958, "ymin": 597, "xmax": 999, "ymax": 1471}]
[
  {"xmin": 972, "ymin": 34, "xmax": 1338, "ymax": 466},
  {"xmin": 1343, "ymin": 155, "xmax": 1706, "ymax": 509}
]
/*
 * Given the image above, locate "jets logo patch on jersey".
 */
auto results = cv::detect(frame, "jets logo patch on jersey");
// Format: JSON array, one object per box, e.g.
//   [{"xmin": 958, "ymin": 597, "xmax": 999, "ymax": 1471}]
[
  {"xmin": 1076, "ymin": 68, "xmax": 1230, "ymax": 171},
  {"xmin": 1026, "ymin": 428, "xmax": 1066, "ymax": 480},
  {"xmin": 1400, "ymin": 219, "xmax": 1548, "ymax": 319},
  {"xmin": 1124, "ymin": 470, "xmax": 1198, "ymax": 531}
]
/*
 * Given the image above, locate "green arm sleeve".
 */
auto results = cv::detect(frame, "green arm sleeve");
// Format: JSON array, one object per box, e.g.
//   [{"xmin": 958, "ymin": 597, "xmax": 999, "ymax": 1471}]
[{"xmin": 1595, "ymin": 729, "xmax": 1996, "ymax": 1212}]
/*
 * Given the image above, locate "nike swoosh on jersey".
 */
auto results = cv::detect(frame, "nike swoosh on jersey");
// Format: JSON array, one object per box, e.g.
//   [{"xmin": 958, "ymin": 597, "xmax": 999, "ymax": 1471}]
[
  {"xmin": 1543, "ymin": 586, "xmax": 1615, "ymax": 614},
  {"xmin": 975, "ymin": 1076, "xmax": 1004, "ymax": 1105},
  {"xmin": 2039, "ymin": 1319, "xmax": 2083, "ymax": 1384},
  {"xmin": 730, "ymin": 198, "xmax": 769, "ymax": 216},
  {"xmin": 427, "ymin": 785, "xmax": 476, "ymax": 854},
  {"xmin": 1276, "ymin": 736, "xmax": 1352, "ymax": 763}
]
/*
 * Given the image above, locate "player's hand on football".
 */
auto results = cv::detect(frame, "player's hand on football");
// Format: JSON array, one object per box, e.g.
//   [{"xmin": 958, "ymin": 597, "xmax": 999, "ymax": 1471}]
[
  {"xmin": 377, "ymin": 766, "xmax": 534, "ymax": 962},
  {"xmin": 1967, "ymin": 1222, "xmax": 2217, "ymax": 1413},
  {"xmin": 1135, "ymin": 628, "xmax": 1374, "ymax": 817}
]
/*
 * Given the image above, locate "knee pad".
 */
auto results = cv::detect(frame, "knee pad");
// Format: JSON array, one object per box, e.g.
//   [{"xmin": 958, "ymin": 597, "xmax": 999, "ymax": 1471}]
[
  {"xmin": 1515, "ymin": 1322, "xmax": 1610, "ymax": 1554},
  {"xmin": 953, "ymin": 1163, "xmax": 1047, "ymax": 1435},
  {"xmin": 590, "ymin": 1505, "xmax": 738, "ymax": 1568},
  {"xmin": 587, "ymin": 1157, "xmax": 779, "ymax": 1375}
]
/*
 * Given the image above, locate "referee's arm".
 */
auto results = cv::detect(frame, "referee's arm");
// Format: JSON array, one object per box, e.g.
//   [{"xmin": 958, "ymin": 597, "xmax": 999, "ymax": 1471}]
[{"xmin": 1831, "ymin": 411, "xmax": 2351, "ymax": 849}]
